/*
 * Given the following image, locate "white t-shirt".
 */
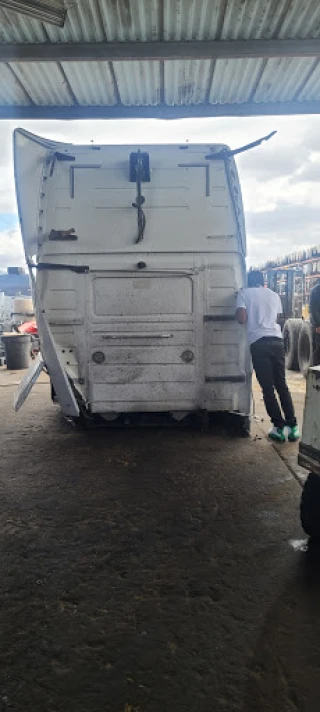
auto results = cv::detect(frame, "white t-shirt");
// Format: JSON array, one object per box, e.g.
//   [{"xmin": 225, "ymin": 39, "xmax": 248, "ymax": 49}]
[{"xmin": 236, "ymin": 286, "xmax": 282, "ymax": 346}]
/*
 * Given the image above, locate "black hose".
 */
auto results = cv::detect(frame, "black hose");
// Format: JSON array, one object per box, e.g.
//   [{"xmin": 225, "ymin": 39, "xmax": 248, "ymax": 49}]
[{"xmin": 132, "ymin": 152, "xmax": 146, "ymax": 243}]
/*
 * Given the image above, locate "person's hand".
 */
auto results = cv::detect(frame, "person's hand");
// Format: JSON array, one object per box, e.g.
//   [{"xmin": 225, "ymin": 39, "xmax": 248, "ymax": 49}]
[{"xmin": 316, "ymin": 327, "xmax": 320, "ymax": 334}]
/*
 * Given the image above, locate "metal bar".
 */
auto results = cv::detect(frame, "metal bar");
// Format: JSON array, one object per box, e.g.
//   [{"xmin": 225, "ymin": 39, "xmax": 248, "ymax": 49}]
[
  {"xmin": 299, "ymin": 442, "xmax": 320, "ymax": 465},
  {"xmin": 178, "ymin": 164, "xmax": 210, "ymax": 196},
  {"xmin": 48, "ymin": 319, "xmax": 83, "ymax": 325},
  {"xmin": 36, "ymin": 309, "xmax": 79, "ymax": 418},
  {"xmin": 287, "ymin": 270, "xmax": 295, "ymax": 318},
  {"xmin": 206, "ymin": 132, "xmax": 276, "ymax": 161},
  {"xmin": 2, "ymin": 101, "xmax": 320, "ymax": 120},
  {"xmin": 58, "ymin": 62, "xmax": 79, "ymax": 105},
  {"xmin": 102, "ymin": 333, "xmax": 173, "ymax": 339},
  {"xmin": 70, "ymin": 164, "xmax": 101, "ymax": 198},
  {"xmin": 204, "ymin": 0, "xmax": 229, "ymax": 103},
  {"xmin": 0, "ymin": 0, "xmax": 66, "ymax": 27},
  {"xmin": 298, "ymin": 452, "xmax": 320, "ymax": 475},
  {"xmin": 1, "ymin": 39, "xmax": 320, "ymax": 62},
  {"xmin": 31, "ymin": 262, "xmax": 89, "ymax": 273},
  {"xmin": 205, "ymin": 375, "xmax": 246, "ymax": 383},
  {"xmin": 158, "ymin": 0, "xmax": 165, "ymax": 105},
  {"xmin": 14, "ymin": 353, "xmax": 45, "ymax": 412},
  {"xmin": 204, "ymin": 315, "xmax": 235, "ymax": 322}
]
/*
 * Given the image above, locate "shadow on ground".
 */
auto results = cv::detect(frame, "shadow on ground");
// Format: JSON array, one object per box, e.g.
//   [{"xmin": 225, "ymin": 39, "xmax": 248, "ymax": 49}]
[{"xmin": 243, "ymin": 539, "xmax": 320, "ymax": 712}]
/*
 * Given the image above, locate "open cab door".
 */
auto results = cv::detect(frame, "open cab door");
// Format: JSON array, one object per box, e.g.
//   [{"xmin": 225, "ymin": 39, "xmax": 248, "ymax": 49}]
[
  {"xmin": 13, "ymin": 129, "xmax": 79, "ymax": 418},
  {"xmin": 14, "ymin": 128, "xmax": 60, "ymax": 263}
]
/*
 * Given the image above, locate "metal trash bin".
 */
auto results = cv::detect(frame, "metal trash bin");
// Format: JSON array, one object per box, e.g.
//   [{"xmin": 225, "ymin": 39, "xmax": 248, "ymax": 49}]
[{"xmin": 2, "ymin": 333, "xmax": 31, "ymax": 370}]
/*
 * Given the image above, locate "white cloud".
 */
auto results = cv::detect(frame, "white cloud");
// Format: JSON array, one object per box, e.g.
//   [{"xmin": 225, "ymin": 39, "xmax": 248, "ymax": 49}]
[{"xmin": 0, "ymin": 227, "xmax": 25, "ymax": 272}]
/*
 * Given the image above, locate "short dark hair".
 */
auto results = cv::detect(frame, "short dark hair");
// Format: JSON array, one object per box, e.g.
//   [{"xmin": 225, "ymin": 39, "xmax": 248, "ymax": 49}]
[{"xmin": 248, "ymin": 270, "xmax": 264, "ymax": 288}]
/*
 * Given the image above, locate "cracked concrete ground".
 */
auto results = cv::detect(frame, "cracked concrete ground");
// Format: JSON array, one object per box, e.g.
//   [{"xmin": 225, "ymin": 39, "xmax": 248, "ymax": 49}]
[{"xmin": 0, "ymin": 367, "xmax": 318, "ymax": 712}]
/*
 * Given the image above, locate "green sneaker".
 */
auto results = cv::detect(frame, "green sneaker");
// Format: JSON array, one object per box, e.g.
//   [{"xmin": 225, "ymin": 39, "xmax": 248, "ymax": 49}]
[
  {"xmin": 288, "ymin": 425, "xmax": 300, "ymax": 442},
  {"xmin": 268, "ymin": 426, "xmax": 285, "ymax": 442}
]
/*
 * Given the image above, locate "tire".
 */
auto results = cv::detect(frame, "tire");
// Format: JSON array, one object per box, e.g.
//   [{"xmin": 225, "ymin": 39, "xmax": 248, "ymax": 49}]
[
  {"xmin": 314, "ymin": 333, "xmax": 320, "ymax": 367},
  {"xmin": 298, "ymin": 321, "xmax": 314, "ymax": 379},
  {"xmin": 300, "ymin": 472, "xmax": 320, "ymax": 538},
  {"xmin": 238, "ymin": 415, "xmax": 251, "ymax": 438},
  {"xmin": 230, "ymin": 413, "xmax": 251, "ymax": 438},
  {"xmin": 72, "ymin": 414, "xmax": 90, "ymax": 430},
  {"xmin": 283, "ymin": 318, "xmax": 303, "ymax": 370},
  {"xmin": 196, "ymin": 410, "xmax": 209, "ymax": 432},
  {"xmin": 50, "ymin": 381, "xmax": 58, "ymax": 403}
]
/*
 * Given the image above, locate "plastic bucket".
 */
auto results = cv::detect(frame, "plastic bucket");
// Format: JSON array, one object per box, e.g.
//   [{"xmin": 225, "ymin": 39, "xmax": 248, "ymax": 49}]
[{"xmin": 2, "ymin": 333, "xmax": 32, "ymax": 370}]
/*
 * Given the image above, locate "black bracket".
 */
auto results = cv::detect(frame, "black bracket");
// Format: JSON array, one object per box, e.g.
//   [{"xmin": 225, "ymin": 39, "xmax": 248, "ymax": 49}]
[
  {"xmin": 205, "ymin": 131, "xmax": 277, "ymax": 160},
  {"xmin": 129, "ymin": 151, "xmax": 150, "ymax": 182},
  {"xmin": 49, "ymin": 151, "xmax": 75, "ymax": 177},
  {"xmin": 49, "ymin": 229, "xmax": 78, "ymax": 241},
  {"xmin": 28, "ymin": 262, "xmax": 89, "ymax": 274},
  {"xmin": 70, "ymin": 164, "xmax": 101, "ymax": 198},
  {"xmin": 178, "ymin": 163, "xmax": 210, "ymax": 196}
]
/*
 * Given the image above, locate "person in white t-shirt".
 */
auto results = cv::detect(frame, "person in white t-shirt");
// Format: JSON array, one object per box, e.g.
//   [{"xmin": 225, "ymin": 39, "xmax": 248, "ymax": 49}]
[{"xmin": 236, "ymin": 270, "xmax": 299, "ymax": 442}]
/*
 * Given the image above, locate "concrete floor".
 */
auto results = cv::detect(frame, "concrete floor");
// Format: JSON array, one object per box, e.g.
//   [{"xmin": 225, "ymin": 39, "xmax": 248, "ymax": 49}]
[{"xmin": 0, "ymin": 367, "xmax": 319, "ymax": 712}]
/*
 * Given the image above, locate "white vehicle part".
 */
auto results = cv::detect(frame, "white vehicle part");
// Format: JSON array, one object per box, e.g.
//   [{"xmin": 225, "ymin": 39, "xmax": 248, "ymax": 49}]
[
  {"xmin": 14, "ymin": 310, "xmax": 79, "ymax": 418},
  {"xmin": 38, "ymin": 308, "xmax": 79, "ymax": 417},
  {"xmin": 298, "ymin": 366, "xmax": 320, "ymax": 475},
  {"xmin": 14, "ymin": 352, "xmax": 45, "ymax": 411},
  {"xmin": 14, "ymin": 129, "xmax": 251, "ymax": 419}
]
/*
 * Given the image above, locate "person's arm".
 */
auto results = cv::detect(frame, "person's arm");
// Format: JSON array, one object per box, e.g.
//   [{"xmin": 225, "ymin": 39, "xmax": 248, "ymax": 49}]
[
  {"xmin": 310, "ymin": 284, "xmax": 320, "ymax": 327},
  {"xmin": 236, "ymin": 308, "xmax": 247, "ymax": 325},
  {"xmin": 235, "ymin": 291, "xmax": 247, "ymax": 325}
]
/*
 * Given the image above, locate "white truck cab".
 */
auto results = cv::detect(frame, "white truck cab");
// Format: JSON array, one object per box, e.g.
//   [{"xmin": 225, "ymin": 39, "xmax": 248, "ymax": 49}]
[
  {"xmin": 299, "ymin": 366, "xmax": 320, "ymax": 537},
  {"xmin": 14, "ymin": 128, "xmax": 253, "ymax": 429}
]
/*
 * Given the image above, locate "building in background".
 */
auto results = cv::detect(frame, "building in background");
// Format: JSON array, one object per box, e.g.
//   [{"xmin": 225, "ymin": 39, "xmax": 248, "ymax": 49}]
[{"xmin": 0, "ymin": 268, "xmax": 31, "ymax": 297}]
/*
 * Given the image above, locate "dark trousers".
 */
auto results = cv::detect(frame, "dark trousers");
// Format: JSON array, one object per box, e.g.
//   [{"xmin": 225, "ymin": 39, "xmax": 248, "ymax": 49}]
[
  {"xmin": 314, "ymin": 332, "xmax": 320, "ymax": 366},
  {"xmin": 251, "ymin": 337, "xmax": 297, "ymax": 429}
]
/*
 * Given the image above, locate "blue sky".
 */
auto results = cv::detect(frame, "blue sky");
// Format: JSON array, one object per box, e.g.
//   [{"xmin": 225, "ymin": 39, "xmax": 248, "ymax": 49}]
[
  {"xmin": 0, "ymin": 214, "xmax": 18, "ymax": 231},
  {"xmin": 1, "ymin": 114, "xmax": 320, "ymax": 270}
]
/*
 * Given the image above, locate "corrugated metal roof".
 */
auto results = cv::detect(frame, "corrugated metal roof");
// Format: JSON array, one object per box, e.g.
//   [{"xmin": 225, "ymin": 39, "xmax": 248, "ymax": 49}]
[
  {"xmin": 0, "ymin": 63, "xmax": 30, "ymax": 103},
  {"xmin": 113, "ymin": 60, "xmax": 160, "ymax": 105},
  {"xmin": 2, "ymin": 0, "xmax": 316, "ymax": 44},
  {"xmin": 0, "ymin": 6, "xmax": 47, "ymax": 42},
  {"xmin": 163, "ymin": 0, "xmax": 221, "ymax": 41},
  {"xmin": 99, "ymin": 0, "xmax": 160, "ymax": 42},
  {"xmin": 165, "ymin": 59, "xmax": 212, "ymax": 105},
  {"xmin": 254, "ymin": 57, "xmax": 314, "ymax": 102},
  {"xmin": 1, "ymin": 0, "xmax": 320, "ymax": 114},
  {"xmin": 1, "ymin": 0, "xmax": 320, "ymax": 44},
  {"xmin": 278, "ymin": 0, "xmax": 320, "ymax": 39},
  {"xmin": 62, "ymin": 61, "xmax": 117, "ymax": 104},
  {"xmin": 298, "ymin": 60, "xmax": 320, "ymax": 100},
  {"xmin": 221, "ymin": 0, "xmax": 288, "ymax": 40},
  {"xmin": 209, "ymin": 58, "xmax": 263, "ymax": 104},
  {"xmin": 10, "ymin": 62, "xmax": 74, "ymax": 104}
]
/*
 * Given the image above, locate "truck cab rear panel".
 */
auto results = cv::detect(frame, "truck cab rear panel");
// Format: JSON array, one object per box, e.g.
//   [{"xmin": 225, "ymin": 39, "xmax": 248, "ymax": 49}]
[{"xmin": 14, "ymin": 130, "xmax": 250, "ymax": 420}]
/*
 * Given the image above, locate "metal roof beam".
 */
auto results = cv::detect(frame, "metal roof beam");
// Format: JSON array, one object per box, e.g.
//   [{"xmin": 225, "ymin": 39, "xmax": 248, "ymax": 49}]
[
  {"xmin": 1, "ymin": 101, "xmax": 320, "ymax": 119},
  {"xmin": 1, "ymin": 38, "xmax": 320, "ymax": 62}
]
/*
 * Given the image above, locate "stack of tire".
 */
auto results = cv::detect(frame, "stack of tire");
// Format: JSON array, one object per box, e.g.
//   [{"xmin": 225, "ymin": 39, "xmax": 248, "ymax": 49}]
[{"xmin": 283, "ymin": 318, "xmax": 318, "ymax": 377}]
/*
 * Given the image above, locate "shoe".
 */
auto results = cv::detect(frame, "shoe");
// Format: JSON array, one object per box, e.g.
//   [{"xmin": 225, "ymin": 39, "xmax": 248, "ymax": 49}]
[
  {"xmin": 268, "ymin": 426, "xmax": 285, "ymax": 442},
  {"xmin": 288, "ymin": 425, "xmax": 300, "ymax": 442}
]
